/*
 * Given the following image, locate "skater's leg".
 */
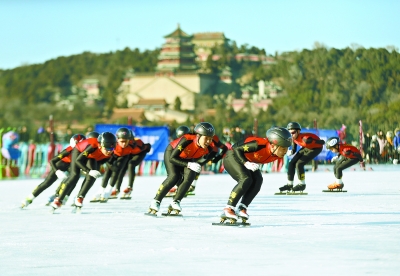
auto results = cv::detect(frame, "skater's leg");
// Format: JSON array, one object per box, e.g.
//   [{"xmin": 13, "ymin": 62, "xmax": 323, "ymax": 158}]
[
  {"xmin": 295, "ymin": 147, "xmax": 322, "ymax": 182},
  {"xmin": 239, "ymin": 171, "xmax": 263, "ymax": 207},
  {"xmin": 113, "ymin": 155, "xmax": 129, "ymax": 191},
  {"xmin": 334, "ymin": 158, "xmax": 359, "ymax": 179},
  {"xmin": 31, "ymin": 171, "xmax": 59, "ymax": 197},
  {"xmin": 127, "ymin": 151, "xmax": 147, "ymax": 188},
  {"xmin": 223, "ymin": 151, "xmax": 255, "ymax": 207},
  {"xmin": 154, "ymin": 149, "xmax": 182, "ymax": 202},
  {"xmin": 173, "ymin": 169, "xmax": 197, "ymax": 201}
]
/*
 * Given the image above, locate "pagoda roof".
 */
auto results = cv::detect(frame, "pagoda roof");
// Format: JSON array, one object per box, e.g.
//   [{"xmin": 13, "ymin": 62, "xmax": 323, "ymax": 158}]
[{"xmin": 164, "ymin": 24, "xmax": 192, "ymax": 39}]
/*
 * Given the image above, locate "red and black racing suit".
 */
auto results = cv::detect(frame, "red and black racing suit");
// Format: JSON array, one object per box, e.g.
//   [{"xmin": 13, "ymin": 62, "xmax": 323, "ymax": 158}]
[
  {"xmin": 223, "ymin": 137, "xmax": 281, "ymax": 207},
  {"xmin": 154, "ymin": 134, "xmax": 212, "ymax": 202},
  {"xmin": 288, "ymin": 133, "xmax": 325, "ymax": 181}
]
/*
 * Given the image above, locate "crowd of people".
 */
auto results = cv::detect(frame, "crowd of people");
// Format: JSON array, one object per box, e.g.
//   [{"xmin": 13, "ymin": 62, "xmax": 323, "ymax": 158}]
[
  {"xmin": 362, "ymin": 129, "xmax": 400, "ymax": 165},
  {"xmin": 16, "ymin": 121, "xmax": 366, "ymax": 225}
]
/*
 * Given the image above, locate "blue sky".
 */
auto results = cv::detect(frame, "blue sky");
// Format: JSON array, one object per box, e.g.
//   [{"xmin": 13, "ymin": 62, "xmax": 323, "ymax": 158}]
[{"xmin": 1, "ymin": 0, "xmax": 399, "ymax": 70}]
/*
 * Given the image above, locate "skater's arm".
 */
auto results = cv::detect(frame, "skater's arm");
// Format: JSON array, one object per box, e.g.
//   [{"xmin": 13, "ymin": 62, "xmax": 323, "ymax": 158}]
[
  {"xmin": 169, "ymin": 137, "xmax": 195, "ymax": 167},
  {"xmin": 76, "ymin": 145, "xmax": 96, "ymax": 173},
  {"xmin": 232, "ymin": 140, "xmax": 262, "ymax": 164},
  {"xmin": 49, "ymin": 148, "xmax": 71, "ymax": 171}
]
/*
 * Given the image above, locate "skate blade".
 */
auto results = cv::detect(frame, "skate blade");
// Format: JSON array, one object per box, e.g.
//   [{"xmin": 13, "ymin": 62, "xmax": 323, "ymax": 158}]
[
  {"xmin": 120, "ymin": 197, "xmax": 131, "ymax": 200},
  {"xmin": 274, "ymin": 192, "xmax": 289, "ymax": 195},
  {"xmin": 90, "ymin": 199, "xmax": 100, "ymax": 203},
  {"xmin": 162, "ymin": 213, "xmax": 182, "ymax": 217},
  {"xmin": 71, "ymin": 207, "xmax": 82, "ymax": 214},
  {"xmin": 286, "ymin": 192, "xmax": 308, "ymax": 195},
  {"xmin": 212, "ymin": 222, "xmax": 250, "ymax": 227},
  {"xmin": 322, "ymin": 190, "xmax": 347, "ymax": 193},
  {"xmin": 144, "ymin": 212, "xmax": 158, "ymax": 217}
]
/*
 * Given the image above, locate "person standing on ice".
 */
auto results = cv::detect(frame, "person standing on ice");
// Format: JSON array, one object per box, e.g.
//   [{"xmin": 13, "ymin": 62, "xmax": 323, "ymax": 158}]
[
  {"xmin": 221, "ymin": 127, "xmax": 292, "ymax": 223},
  {"xmin": 148, "ymin": 122, "xmax": 215, "ymax": 215},
  {"xmin": 50, "ymin": 132, "xmax": 116, "ymax": 210},
  {"xmin": 21, "ymin": 134, "xmax": 86, "ymax": 208},
  {"xmin": 279, "ymin": 122, "xmax": 325, "ymax": 193},
  {"xmin": 325, "ymin": 137, "xmax": 364, "ymax": 190}
]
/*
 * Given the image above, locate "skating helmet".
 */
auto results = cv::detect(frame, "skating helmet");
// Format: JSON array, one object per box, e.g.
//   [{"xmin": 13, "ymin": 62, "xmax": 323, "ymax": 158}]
[
  {"xmin": 116, "ymin": 127, "xmax": 132, "ymax": 140},
  {"xmin": 326, "ymin": 137, "xmax": 340, "ymax": 150},
  {"xmin": 69, "ymin": 134, "xmax": 86, "ymax": 147},
  {"xmin": 194, "ymin": 122, "xmax": 215, "ymax": 137},
  {"xmin": 176, "ymin": 125, "xmax": 190, "ymax": 138},
  {"xmin": 86, "ymin": 131, "xmax": 100, "ymax": 139},
  {"xmin": 287, "ymin": 122, "xmax": 302, "ymax": 131},
  {"xmin": 266, "ymin": 127, "xmax": 292, "ymax": 147},
  {"xmin": 98, "ymin": 132, "xmax": 117, "ymax": 150}
]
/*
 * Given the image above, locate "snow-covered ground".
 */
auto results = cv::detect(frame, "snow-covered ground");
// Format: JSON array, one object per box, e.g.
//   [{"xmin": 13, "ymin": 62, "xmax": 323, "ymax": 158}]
[{"xmin": 1, "ymin": 165, "xmax": 399, "ymax": 276}]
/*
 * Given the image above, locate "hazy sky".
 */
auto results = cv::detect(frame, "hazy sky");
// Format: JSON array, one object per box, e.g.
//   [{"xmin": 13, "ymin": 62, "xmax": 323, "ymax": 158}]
[{"xmin": 1, "ymin": 0, "xmax": 399, "ymax": 70}]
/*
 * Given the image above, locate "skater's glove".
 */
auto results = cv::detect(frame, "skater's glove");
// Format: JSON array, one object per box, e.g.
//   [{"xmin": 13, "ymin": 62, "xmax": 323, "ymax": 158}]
[
  {"xmin": 287, "ymin": 149, "xmax": 296, "ymax": 156},
  {"xmin": 88, "ymin": 170, "xmax": 102, "ymax": 179},
  {"xmin": 331, "ymin": 156, "xmax": 339, "ymax": 162},
  {"xmin": 55, "ymin": 170, "xmax": 68, "ymax": 180},
  {"xmin": 187, "ymin": 162, "xmax": 201, "ymax": 173},
  {"xmin": 244, "ymin": 161, "xmax": 259, "ymax": 172}
]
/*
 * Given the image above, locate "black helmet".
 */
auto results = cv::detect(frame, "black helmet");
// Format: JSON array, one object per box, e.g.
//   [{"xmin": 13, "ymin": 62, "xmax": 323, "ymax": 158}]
[
  {"xmin": 87, "ymin": 131, "xmax": 100, "ymax": 139},
  {"xmin": 116, "ymin": 127, "xmax": 132, "ymax": 139},
  {"xmin": 266, "ymin": 127, "xmax": 292, "ymax": 147},
  {"xmin": 287, "ymin": 122, "xmax": 302, "ymax": 130},
  {"xmin": 176, "ymin": 126, "xmax": 190, "ymax": 138},
  {"xmin": 69, "ymin": 134, "xmax": 86, "ymax": 147},
  {"xmin": 98, "ymin": 132, "xmax": 117, "ymax": 150},
  {"xmin": 326, "ymin": 137, "xmax": 340, "ymax": 150},
  {"xmin": 194, "ymin": 122, "xmax": 215, "ymax": 137}
]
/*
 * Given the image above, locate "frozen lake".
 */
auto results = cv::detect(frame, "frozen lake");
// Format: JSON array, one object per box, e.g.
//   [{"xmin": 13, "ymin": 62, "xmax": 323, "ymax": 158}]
[{"xmin": 1, "ymin": 165, "xmax": 399, "ymax": 275}]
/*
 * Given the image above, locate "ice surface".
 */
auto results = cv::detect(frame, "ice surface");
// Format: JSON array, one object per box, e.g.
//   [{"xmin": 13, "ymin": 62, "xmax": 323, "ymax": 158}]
[{"xmin": 1, "ymin": 165, "xmax": 399, "ymax": 275}]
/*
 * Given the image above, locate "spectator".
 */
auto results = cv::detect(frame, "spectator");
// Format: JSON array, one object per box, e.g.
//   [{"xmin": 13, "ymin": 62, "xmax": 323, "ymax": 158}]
[
  {"xmin": 18, "ymin": 126, "xmax": 30, "ymax": 144},
  {"xmin": 393, "ymin": 128, "xmax": 400, "ymax": 164},
  {"xmin": 369, "ymin": 135, "xmax": 380, "ymax": 164},
  {"xmin": 376, "ymin": 130, "xmax": 387, "ymax": 162}
]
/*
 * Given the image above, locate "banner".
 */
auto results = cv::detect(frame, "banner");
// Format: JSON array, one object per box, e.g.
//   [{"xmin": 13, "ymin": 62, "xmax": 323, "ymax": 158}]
[{"xmin": 94, "ymin": 124, "xmax": 169, "ymax": 161}]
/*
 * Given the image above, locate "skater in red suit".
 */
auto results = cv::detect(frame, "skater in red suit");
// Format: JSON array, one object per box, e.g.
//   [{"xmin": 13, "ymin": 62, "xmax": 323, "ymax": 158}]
[
  {"xmin": 50, "ymin": 132, "xmax": 116, "ymax": 210},
  {"xmin": 20, "ymin": 134, "xmax": 86, "ymax": 208},
  {"xmin": 148, "ymin": 122, "xmax": 215, "ymax": 214},
  {"xmin": 116, "ymin": 130, "xmax": 151, "ymax": 198},
  {"xmin": 220, "ymin": 127, "xmax": 292, "ymax": 223},
  {"xmin": 279, "ymin": 122, "xmax": 325, "ymax": 193},
  {"xmin": 325, "ymin": 137, "xmax": 364, "ymax": 190}
]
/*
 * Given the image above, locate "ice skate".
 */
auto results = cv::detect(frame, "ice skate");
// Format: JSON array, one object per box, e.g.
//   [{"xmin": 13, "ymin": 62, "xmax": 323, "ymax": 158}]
[
  {"xmin": 72, "ymin": 197, "xmax": 84, "ymax": 213},
  {"xmin": 99, "ymin": 189, "xmax": 111, "ymax": 203},
  {"xmin": 62, "ymin": 195, "xmax": 69, "ymax": 205},
  {"xmin": 50, "ymin": 197, "xmax": 62, "ymax": 212},
  {"xmin": 166, "ymin": 186, "xmax": 177, "ymax": 197},
  {"xmin": 186, "ymin": 185, "xmax": 196, "ymax": 196},
  {"xmin": 90, "ymin": 193, "xmax": 101, "ymax": 203},
  {"xmin": 45, "ymin": 194, "xmax": 56, "ymax": 206},
  {"xmin": 327, "ymin": 182, "xmax": 344, "ymax": 191},
  {"xmin": 21, "ymin": 194, "xmax": 35, "ymax": 208},
  {"xmin": 236, "ymin": 203, "xmax": 249, "ymax": 223},
  {"xmin": 108, "ymin": 189, "xmax": 119, "ymax": 199},
  {"xmin": 278, "ymin": 184, "xmax": 293, "ymax": 192},
  {"xmin": 292, "ymin": 183, "xmax": 306, "ymax": 192},
  {"xmin": 120, "ymin": 187, "xmax": 132, "ymax": 199},
  {"xmin": 147, "ymin": 199, "xmax": 160, "ymax": 215},
  {"xmin": 220, "ymin": 205, "xmax": 238, "ymax": 224},
  {"xmin": 166, "ymin": 200, "xmax": 182, "ymax": 215}
]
